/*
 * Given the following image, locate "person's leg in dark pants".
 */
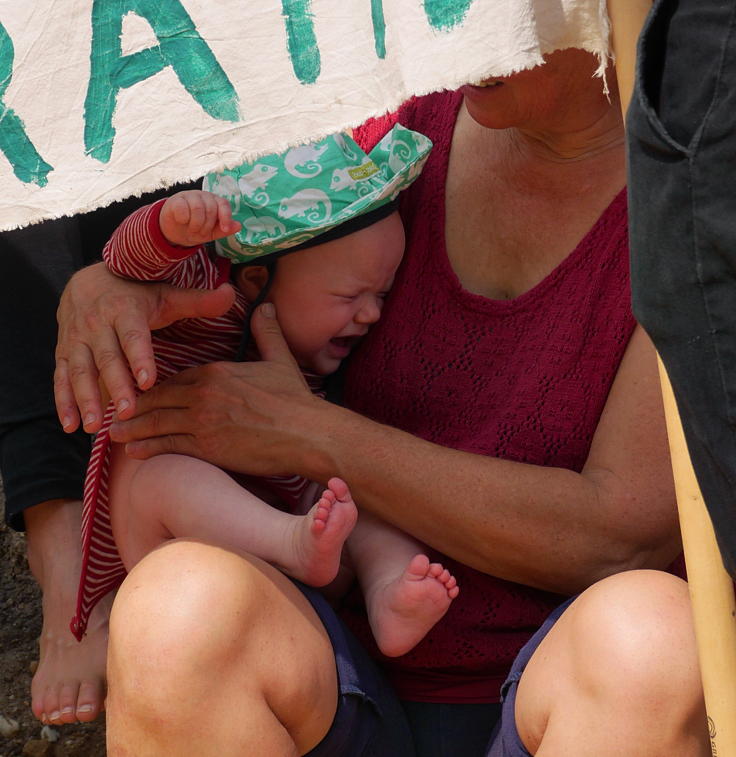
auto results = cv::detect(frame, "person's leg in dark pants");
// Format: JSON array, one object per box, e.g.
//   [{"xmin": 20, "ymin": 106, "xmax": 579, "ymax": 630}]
[
  {"xmin": 0, "ymin": 184, "xmax": 199, "ymax": 724},
  {"xmin": 628, "ymin": 0, "xmax": 736, "ymax": 577}
]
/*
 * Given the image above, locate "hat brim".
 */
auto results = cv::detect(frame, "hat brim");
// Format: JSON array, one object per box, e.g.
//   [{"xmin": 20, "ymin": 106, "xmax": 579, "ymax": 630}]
[{"xmin": 210, "ymin": 124, "xmax": 432, "ymax": 263}]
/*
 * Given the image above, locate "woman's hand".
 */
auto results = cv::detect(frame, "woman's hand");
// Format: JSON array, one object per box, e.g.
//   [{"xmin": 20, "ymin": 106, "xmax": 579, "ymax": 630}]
[
  {"xmin": 108, "ymin": 304, "xmax": 322, "ymax": 476},
  {"xmin": 54, "ymin": 262, "xmax": 236, "ymax": 434}
]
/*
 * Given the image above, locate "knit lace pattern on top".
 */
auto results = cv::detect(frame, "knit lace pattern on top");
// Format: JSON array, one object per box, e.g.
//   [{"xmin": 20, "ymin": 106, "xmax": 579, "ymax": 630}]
[{"xmin": 340, "ymin": 91, "xmax": 635, "ymax": 703}]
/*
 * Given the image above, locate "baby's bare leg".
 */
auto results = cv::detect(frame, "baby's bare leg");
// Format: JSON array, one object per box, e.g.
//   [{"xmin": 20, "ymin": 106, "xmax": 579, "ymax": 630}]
[
  {"xmin": 347, "ymin": 506, "xmax": 459, "ymax": 658},
  {"xmin": 109, "ymin": 447, "xmax": 355, "ymax": 585}
]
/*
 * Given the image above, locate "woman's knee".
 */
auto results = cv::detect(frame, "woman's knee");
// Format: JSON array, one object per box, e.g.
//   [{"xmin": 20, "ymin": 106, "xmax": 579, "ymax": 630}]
[
  {"xmin": 109, "ymin": 540, "xmax": 271, "ymax": 688},
  {"xmin": 107, "ymin": 540, "xmax": 338, "ymax": 753},
  {"xmin": 516, "ymin": 570, "xmax": 706, "ymax": 754},
  {"xmin": 574, "ymin": 570, "xmax": 699, "ymax": 672},
  {"xmin": 569, "ymin": 570, "xmax": 699, "ymax": 693}
]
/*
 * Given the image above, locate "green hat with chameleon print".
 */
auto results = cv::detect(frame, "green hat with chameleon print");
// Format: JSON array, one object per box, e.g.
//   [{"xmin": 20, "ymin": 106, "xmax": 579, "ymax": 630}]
[{"xmin": 203, "ymin": 123, "xmax": 433, "ymax": 262}]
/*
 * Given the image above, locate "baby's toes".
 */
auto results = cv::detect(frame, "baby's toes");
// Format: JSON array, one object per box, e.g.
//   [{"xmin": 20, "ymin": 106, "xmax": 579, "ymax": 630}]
[
  {"xmin": 406, "ymin": 554, "xmax": 431, "ymax": 579},
  {"xmin": 436, "ymin": 568, "xmax": 452, "ymax": 584},
  {"xmin": 327, "ymin": 477, "xmax": 350, "ymax": 500},
  {"xmin": 426, "ymin": 562, "xmax": 445, "ymax": 579}
]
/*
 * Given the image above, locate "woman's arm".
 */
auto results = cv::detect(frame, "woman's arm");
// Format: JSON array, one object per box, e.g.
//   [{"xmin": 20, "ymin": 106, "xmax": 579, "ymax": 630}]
[{"xmin": 109, "ymin": 305, "xmax": 679, "ymax": 595}]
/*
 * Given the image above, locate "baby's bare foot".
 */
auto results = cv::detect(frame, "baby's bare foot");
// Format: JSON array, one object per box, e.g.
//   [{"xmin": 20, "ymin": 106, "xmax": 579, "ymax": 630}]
[
  {"xmin": 282, "ymin": 477, "xmax": 357, "ymax": 587},
  {"xmin": 32, "ymin": 591, "xmax": 112, "ymax": 725},
  {"xmin": 367, "ymin": 554, "xmax": 459, "ymax": 658}
]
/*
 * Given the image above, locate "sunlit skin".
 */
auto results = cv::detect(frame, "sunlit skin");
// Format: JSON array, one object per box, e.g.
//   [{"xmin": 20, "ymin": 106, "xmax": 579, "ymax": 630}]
[
  {"xmin": 52, "ymin": 50, "xmax": 708, "ymax": 757},
  {"xmin": 109, "ymin": 191, "xmax": 457, "ymax": 664},
  {"xmin": 159, "ymin": 189, "xmax": 406, "ymax": 377},
  {"xmin": 461, "ymin": 48, "xmax": 623, "ymax": 161},
  {"xmin": 236, "ymin": 212, "xmax": 405, "ymax": 376}
]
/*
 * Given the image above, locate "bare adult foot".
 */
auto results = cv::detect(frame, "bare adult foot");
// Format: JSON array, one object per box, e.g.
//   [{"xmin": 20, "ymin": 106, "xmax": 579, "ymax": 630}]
[
  {"xmin": 25, "ymin": 499, "xmax": 109, "ymax": 724},
  {"xmin": 32, "ymin": 591, "xmax": 112, "ymax": 724},
  {"xmin": 366, "ymin": 554, "xmax": 459, "ymax": 658},
  {"xmin": 280, "ymin": 477, "xmax": 357, "ymax": 587}
]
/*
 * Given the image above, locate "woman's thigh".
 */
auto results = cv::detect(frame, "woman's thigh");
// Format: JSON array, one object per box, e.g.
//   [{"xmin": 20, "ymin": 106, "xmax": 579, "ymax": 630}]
[
  {"xmin": 107, "ymin": 540, "xmax": 340, "ymax": 755},
  {"xmin": 502, "ymin": 571, "xmax": 707, "ymax": 757},
  {"xmin": 107, "ymin": 539, "xmax": 416, "ymax": 756}
]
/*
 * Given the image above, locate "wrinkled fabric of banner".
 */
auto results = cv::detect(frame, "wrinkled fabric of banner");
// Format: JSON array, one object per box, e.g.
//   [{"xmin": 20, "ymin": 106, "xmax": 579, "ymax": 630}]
[{"xmin": 0, "ymin": 0, "xmax": 610, "ymax": 230}]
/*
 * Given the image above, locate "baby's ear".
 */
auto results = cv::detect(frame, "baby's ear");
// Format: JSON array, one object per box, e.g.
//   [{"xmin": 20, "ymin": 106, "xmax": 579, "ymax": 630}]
[{"xmin": 234, "ymin": 265, "xmax": 270, "ymax": 300}]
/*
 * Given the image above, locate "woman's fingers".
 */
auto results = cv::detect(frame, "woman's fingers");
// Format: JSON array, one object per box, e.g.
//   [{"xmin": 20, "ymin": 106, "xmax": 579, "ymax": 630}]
[
  {"xmin": 53, "ymin": 349, "xmax": 89, "ymax": 433},
  {"xmin": 108, "ymin": 356, "xmax": 316, "ymax": 475},
  {"xmin": 109, "ymin": 367, "xmax": 233, "ymax": 462},
  {"xmin": 54, "ymin": 263, "xmax": 237, "ymax": 431},
  {"xmin": 154, "ymin": 282, "xmax": 236, "ymax": 328},
  {"xmin": 111, "ymin": 309, "xmax": 158, "ymax": 393},
  {"xmin": 251, "ymin": 303, "xmax": 303, "ymax": 371}
]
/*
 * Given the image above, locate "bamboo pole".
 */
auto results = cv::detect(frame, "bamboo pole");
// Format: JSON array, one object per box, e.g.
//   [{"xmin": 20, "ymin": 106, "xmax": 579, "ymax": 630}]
[
  {"xmin": 608, "ymin": 2, "xmax": 736, "ymax": 754},
  {"xmin": 658, "ymin": 361, "xmax": 736, "ymax": 755}
]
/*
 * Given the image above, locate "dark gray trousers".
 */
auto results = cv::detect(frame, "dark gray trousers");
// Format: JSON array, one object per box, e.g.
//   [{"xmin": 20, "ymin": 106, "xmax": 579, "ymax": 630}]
[{"xmin": 628, "ymin": 0, "xmax": 736, "ymax": 577}]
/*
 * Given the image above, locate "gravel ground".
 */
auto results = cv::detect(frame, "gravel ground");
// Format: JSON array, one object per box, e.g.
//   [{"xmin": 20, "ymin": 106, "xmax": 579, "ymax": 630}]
[{"xmin": 0, "ymin": 481, "xmax": 106, "ymax": 757}]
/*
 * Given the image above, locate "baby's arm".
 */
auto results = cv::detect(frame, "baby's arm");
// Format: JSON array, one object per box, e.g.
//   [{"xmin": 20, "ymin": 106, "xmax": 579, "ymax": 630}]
[{"xmin": 103, "ymin": 191, "xmax": 240, "ymax": 283}]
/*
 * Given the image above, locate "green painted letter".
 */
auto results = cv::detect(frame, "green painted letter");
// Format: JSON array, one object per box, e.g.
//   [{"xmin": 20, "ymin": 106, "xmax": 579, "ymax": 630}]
[
  {"xmin": 281, "ymin": 0, "xmax": 321, "ymax": 84},
  {"xmin": 0, "ymin": 23, "xmax": 53, "ymax": 186},
  {"xmin": 424, "ymin": 0, "xmax": 475, "ymax": 31},
  {"xmin": 371, "ymin": 0, "xmax": 386, "ymax": 59},
  {"xmin": 85, "ymin": 0, "xmax": 240, "ymax": 163}
]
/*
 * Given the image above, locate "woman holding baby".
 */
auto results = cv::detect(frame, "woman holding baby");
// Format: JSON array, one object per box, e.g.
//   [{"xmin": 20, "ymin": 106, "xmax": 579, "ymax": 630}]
[{"xmin": 55, "ymin": 48, "xmax": 708, "ymax": 757}]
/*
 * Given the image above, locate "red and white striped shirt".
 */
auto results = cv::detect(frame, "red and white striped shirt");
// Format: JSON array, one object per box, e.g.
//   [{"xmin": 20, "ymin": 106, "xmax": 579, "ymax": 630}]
[{"xmin": 71, "ymin": 200, "xmax": 323, "ymax": 640}]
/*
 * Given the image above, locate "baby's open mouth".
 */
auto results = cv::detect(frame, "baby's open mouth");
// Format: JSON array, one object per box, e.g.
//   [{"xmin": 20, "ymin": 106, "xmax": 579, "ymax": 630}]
[{"xmin": 330, "ymin": 335, "xmax": 362, "ymax": 351}]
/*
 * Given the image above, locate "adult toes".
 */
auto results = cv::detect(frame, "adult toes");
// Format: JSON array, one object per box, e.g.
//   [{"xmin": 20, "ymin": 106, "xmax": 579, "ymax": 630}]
[
  {"xmin": 76, "ymin": 679, "xmax": 105, "ymax": 722},
  {"xmin": 31, "ymin": 689, "xmax": 46, "ymax": 722},
  {"xmin": 43, "ymin": 686, "xmax": 64, "ymax": 724},
  {"xmin": 58, "ymin": 682, "xmax": 80, "ymax": 723}
]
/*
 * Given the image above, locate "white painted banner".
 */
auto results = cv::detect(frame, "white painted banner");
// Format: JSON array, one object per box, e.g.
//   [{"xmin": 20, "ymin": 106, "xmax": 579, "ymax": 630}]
[{"xmin": 0, "ymin": 0, "xmax": 610, "ymax": 230}]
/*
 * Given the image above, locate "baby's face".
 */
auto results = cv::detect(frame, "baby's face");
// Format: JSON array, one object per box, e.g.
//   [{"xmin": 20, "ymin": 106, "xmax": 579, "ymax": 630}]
[{"xmin": 267, "ymin": 211, "xmax": 404, "ymax": 375}]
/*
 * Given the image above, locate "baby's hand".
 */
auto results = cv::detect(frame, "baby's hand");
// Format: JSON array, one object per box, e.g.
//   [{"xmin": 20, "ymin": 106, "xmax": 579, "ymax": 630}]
[{"xmin": 160, "ymin": 190, "xmax": 241, "ymax": 247}]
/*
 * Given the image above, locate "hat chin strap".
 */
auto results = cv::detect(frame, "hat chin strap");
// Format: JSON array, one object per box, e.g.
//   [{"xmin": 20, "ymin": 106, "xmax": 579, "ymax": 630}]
[{"xmin": 235, "ymin": 260, "xmax": 277, "ymax": 362}]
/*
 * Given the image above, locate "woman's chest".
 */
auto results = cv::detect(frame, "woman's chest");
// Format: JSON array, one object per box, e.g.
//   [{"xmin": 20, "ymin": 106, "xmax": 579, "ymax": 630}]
[
  {"xmin": 444, "ymin": 164, "xmax": 616, "ymax": 302},
  {"xmin": 344, "ymin": 239, "xmax": 633, "ymax": 471}
]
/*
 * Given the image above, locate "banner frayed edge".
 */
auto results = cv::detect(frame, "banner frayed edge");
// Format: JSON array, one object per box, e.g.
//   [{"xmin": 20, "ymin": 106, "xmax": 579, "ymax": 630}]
[{"xmin": 0, "ymin": 29, "xmax": 613, "ymax": 233}]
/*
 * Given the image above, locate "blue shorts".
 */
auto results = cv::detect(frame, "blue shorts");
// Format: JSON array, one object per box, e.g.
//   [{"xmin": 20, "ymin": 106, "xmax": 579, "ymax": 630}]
[
  {"xmin": 485, "ymin": 597, "xmax": 575, "ymax": 757},
  {"xmin": 297, "ymin": 582, "xmax": 416, "ymax": 756},
  {"xmin": 297, "ymin": 581, "xmax": 573, "ymax": 757}
]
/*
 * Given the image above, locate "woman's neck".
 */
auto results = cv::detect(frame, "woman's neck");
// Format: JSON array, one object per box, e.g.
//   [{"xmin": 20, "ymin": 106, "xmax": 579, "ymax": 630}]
[
  {"xmin": 458, "ymin": 104, "xmax": 626, "ymax": 195},
  {"xmin": 512, "ymin": 112, "xmax": 626, "ymax": 164}
]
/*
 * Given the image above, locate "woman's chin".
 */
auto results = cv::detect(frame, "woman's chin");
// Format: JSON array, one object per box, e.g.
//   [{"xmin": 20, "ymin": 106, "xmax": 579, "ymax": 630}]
[{"xmin": 460, "ymin": 83, "xmax": 513, "ymax": 128}]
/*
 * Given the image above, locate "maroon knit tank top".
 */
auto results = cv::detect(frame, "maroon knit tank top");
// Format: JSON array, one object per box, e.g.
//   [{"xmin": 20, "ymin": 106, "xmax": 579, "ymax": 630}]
[{"xmin": 341, "ymin": 91, "xmax": 635, "ymax": 703}]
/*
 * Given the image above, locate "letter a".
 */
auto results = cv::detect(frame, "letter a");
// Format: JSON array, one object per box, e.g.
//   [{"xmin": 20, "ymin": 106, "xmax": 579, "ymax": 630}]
[
  {"xmin": 0, "ymin": 23, "xmax": 53, "ymax": 186},
  {"xmin": 85, "ymin": 0, "xmax": 239, "ymax": 163}
]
